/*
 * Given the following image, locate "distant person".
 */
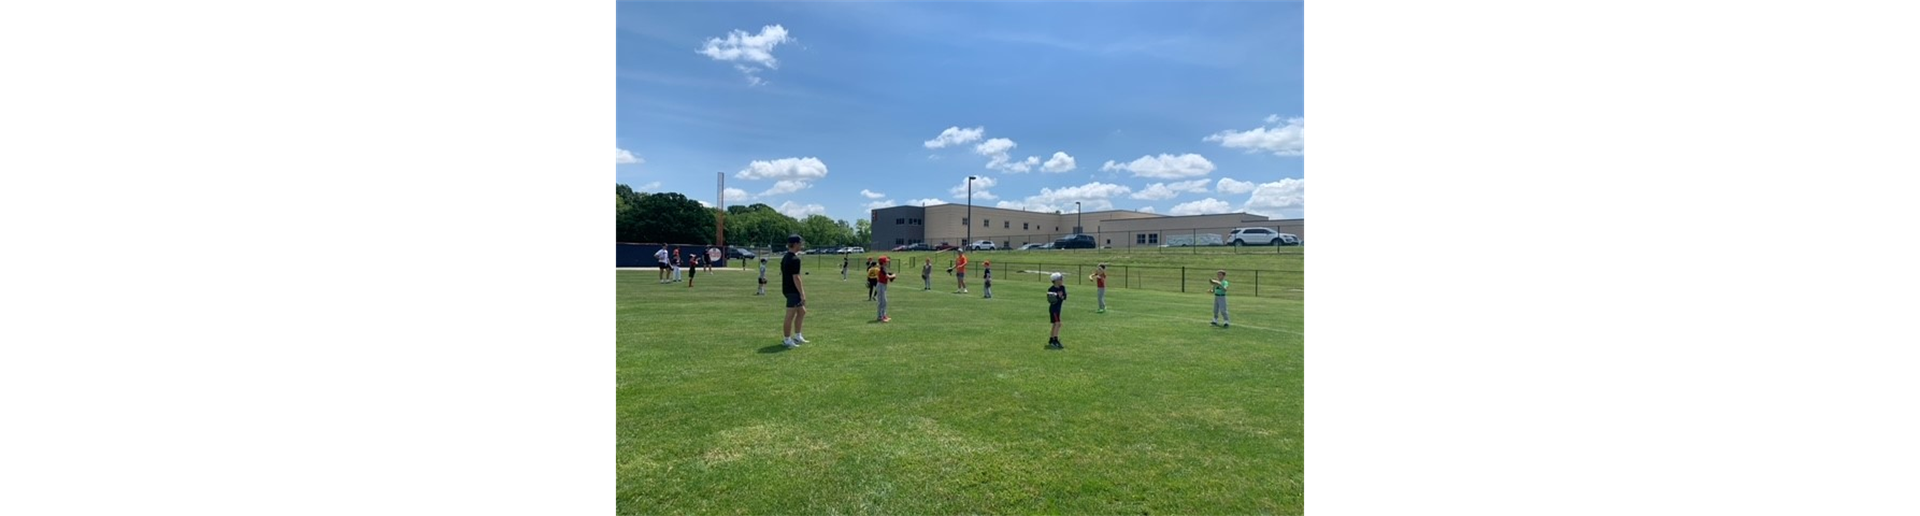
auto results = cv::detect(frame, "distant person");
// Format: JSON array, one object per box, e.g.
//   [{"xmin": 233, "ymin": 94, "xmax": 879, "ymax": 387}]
[
  {"xmin": 706, "ymin": 246, "xmax": 720, "ymax": 272},
  {"xmin": 865, "ymin": 259, "xmax": 880, "ymax": 301},
  {"xmin": 686, "ymin": 255, "xmax": 699, "ymax": 288},
  {"xmin": 654, "ymin": 247, "xmax": 670, "ymax": 284},
  {"xmin": 981, "ymin": 260, "xmax": 993, "ymax": 299},
  {"xmin": 756, "ymin": 257, "xmax": 769, "ymax": 296},
  {"xmin": 921, "ymin": 257, "xmax": 933, "ymax": 291},
  {"xmin": 1046, "ymin": 272, "xmax": 1068, "ymax": 350},
  {"xmin": 875, "ymin": 256, "xmax": 896, "ymax": 323},
  {"xmin": 841, "ymin": 255, "xmax": 850, "ymax": 281},
  {"xmin": 670, "ymin": 247, "xmax": 683, "ymax": 283},
  {"xmin": 1209, "ymin": 270, "xmax": 1231, "ymax": 328},
  {"xmin": 950, "ymin": 249, "xmax": 970, "ymax": 293},
  {"xmin": 1088, "ymin": 263, "xmax": 1110, "ymax": 313}
]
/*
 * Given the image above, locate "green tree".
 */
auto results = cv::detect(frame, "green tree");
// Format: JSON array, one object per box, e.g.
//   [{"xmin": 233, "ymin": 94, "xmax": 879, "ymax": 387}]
[
  {"xmin": 727, "ymin": 208, "xmax": 800, "ymax": 249},
  {"xmin": 854, "ymin": 218, "xmax": 872, "ymax": 248},
  {"xmin": 798, "ymin": 215, "xmax": 846, "ymax": 248},
  {"xmin": 627, "ymin": 190, "xmax": 715, "ymax": 244}
]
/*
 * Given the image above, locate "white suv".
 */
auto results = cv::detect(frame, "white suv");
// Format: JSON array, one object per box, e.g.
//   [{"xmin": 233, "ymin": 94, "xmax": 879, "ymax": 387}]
[
  {"xmin": 1228, "ymin": 227, "xmax": 1293, "ymax": 246},
  {"xmin": 967, "ymin": 240, "xmax": 997, "ymax": 251}
]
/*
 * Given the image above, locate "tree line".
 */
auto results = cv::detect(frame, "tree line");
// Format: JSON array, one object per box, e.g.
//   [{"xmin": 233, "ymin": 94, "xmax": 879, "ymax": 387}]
[{"xmin": 618, "ymin": 184, "xmax": 871, "ymax": 249}]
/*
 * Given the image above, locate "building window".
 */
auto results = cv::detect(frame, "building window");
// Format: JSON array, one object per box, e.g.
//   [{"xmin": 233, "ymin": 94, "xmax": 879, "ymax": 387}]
[
  {"xmin": 1003, "ymin": 221, "xmax": 1010, "ymax": 229},
  {"xmin": 1150, "ymin": 234, "xmax": 1159, "ymax": 244},
  {"xmin": 896, "ymin": 218, "xmax": 905, "ymax": 225},
  {"xmin": 1023, "ymin": 222, "xmax": 1029, "ymax": 230},
  {"xmin": 1137, "ymin": 234, "xmax": 1147, "ymax": 244},
  {"xmin": 1055, "ymin": 227, "xmax": 1060, "ymax": 232},
  {"xmin": 896, "ymin": 238, "xmax": 905, "ymax": 245},
  {"xmin": 983, "ymin": 219, "xmax": 990, "ymax": 228},
  {"xmin": 961, "ymin": 217, "xmax": 969, "ymax": 226}
]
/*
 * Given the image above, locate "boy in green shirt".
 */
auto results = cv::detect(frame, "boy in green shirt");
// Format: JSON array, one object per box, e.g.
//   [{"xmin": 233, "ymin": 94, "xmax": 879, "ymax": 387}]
[{"xmin": 1209, "ymin": 270, "xmax": 1230, "ymax": 328}]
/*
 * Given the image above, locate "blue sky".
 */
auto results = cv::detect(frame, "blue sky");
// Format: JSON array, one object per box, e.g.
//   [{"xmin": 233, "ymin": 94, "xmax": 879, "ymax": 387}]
[{"xmin": 617, "ymin": 1, "xmax": 1303, "ymax": 223}]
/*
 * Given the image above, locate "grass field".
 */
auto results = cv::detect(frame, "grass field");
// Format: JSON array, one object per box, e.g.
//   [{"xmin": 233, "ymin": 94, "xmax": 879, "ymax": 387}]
[{"xmin": 617, "ymin": 256, "xmax": 1304, "ymax": 514}]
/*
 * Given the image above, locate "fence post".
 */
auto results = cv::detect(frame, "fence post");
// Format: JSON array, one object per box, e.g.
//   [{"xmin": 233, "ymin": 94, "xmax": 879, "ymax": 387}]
[
  {"xmin": 1255, "ymin": 270, "xmax": 1260, "ymax": 297},
  {"xmin": 1181, "ymin": 266, "xmax": 1186, "ymax": 293},
  {"xmin": 1077, "ymin": 264, "xmax": 1083, "ymax": 285}
]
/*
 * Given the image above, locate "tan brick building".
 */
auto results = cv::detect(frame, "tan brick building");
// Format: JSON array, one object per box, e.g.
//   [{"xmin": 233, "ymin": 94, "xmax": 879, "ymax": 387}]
[{"xmin": 870, "ymin": 204, "xmax": 1303, "ymax": 250}]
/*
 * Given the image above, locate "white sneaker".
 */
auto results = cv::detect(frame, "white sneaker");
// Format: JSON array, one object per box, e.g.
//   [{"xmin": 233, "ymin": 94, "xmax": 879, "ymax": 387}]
[
  {"xmin": 783, "ymin": 338, "xmax": 798, "ymax": 348},
  {"xmin": 793, "ymin": 334, "xmax": 811, "ymax": 344}
]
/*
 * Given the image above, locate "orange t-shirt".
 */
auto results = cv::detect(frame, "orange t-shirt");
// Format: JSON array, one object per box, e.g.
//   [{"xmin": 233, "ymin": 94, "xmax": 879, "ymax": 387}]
[{"xmin": 954, "ymin": 254, "xmax": 968, "ymax": 273}]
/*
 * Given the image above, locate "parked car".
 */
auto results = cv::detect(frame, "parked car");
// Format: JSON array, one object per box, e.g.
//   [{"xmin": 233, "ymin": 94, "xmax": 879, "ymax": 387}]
[
  {"xmin": 1228, "ymin": 227, "xmax": 1290, "ymax": 246},
  {"xmin": 1052, "ymin": 234, "xmax": 1097, "ymax": 249},
  {"xmin": 1039, "ymin": 242, "xmax": 1055, "ymax": 249},
  {"xmin": 726, "ymin": 247, "xmax": 756, "ymax": 260},
  {"xmin": 1017, "ymin": 243, "xmax": 1046, "ymax": 250},
  {"xmin": 904, "ymin": 243, "xmax": 933, "ymax": 251},
  {"xmin": 966, "ymin": 240, "xmax": 997, "ymax": 251},
  {"xmin": 934, "ymin": 242, "xmax": 956, "ymax": 251},
  {"xmin": 1277, "ymin": 234, "xmax": 1301, "ymax": 246},
  {"xmin": 842, "ymin": 246, "xmax": 866, "ymax": 254}
]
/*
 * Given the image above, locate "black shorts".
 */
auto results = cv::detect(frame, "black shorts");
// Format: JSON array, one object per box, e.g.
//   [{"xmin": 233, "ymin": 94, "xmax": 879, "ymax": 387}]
[
  {"xmin": 657, "ymin": 263, "xmax": 668, "ymax": 270},
  {"xmin": 758, "ymin": 277, "xmax": 767, "ymax": 284},
  {"xmin": 1050, "ymin": 309, "xmax": 1062, "ymax": 323},
  {"xmin": 867, "ymin": 279, "xmax": 877, "ymax": 288},
  {"xmin": 785, "ymin": 293, "xmax": 805, "ymax": 308}
]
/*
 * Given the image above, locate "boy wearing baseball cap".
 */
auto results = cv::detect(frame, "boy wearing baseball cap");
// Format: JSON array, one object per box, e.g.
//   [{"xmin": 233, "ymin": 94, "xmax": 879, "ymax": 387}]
[
  {"xmin": 1209, "ymin": 270, "xmax": 1230, "ymax": 328},
  {"xmin": 1046, "ymin": 272, "xmax": 1068, "ymax": 350}
]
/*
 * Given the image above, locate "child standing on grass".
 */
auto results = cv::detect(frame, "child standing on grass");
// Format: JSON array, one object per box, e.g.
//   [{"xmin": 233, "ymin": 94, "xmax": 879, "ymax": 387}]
[
  {"xmin": 756, "ymin": 257, "xmax": 769, "ymax": 296},
  {"xmin": 866, "ymin": 259, "xmax": 880, "ymax": 300},
  {"xmin": 841, "ymin": 255, "xmax": 850, "ymax": 281},
  {"xmin": 921, "ymin": 257, "xmax": 933, "ymax": 290},
  {"xmin": 686, "ymin": 255, "xmax": 699, "ymax": 288},
  {"xmin": 1046, "ymin": 272, "xmax": 1067, "ymax": 350},
  {"xmin": 951, "ymin": 250, "xmax": 969, "ymax": 293},
  {"xmin": 1088, "ymin": 263, "xmax": 1110, "ymax": 313},
  {"xmin": 875, "ymin": 256, "xmax": 896, "ymax": 322},
  {"xmin": 1209, "ymin": 270, "xmax": 1230, "ymax": 328},
  {"xmin": 981, "ymin": 260, "xmax": 993, "ymax": 299}
]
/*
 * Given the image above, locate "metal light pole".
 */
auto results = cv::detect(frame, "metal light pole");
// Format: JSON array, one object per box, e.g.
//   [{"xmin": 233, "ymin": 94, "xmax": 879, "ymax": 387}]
[
  {"xmin": 1075, "ymin": 201, "xmax": 1082, "ymax": 234},
  {"xmin": 966, "ymin": 176, "xmax": 976, "ymax": 248}
]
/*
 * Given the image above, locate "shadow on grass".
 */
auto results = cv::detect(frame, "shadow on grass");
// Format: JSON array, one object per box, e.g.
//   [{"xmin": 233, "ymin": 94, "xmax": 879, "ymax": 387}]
[{"xmin": 756, "ymin": 344, "xmax": 790, "ymax": 354}]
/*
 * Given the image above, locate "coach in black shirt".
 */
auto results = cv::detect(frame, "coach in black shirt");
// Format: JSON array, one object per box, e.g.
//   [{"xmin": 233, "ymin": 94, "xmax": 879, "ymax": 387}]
[{"xmin": 780, "ymin": 234, "xmax": 810, "ymax": 348}]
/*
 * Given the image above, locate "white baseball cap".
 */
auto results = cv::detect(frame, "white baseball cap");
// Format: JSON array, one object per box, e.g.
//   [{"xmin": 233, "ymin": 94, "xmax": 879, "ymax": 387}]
[{"xmin": 1050, "ymin": 272, "xmax": 1064, "ymax": 281}]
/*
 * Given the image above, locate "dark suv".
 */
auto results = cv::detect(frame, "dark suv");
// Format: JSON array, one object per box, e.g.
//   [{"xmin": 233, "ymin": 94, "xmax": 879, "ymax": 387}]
[{"xmin": 1052, "ymin": 234, "xmax": 1097, "ymax": 249}]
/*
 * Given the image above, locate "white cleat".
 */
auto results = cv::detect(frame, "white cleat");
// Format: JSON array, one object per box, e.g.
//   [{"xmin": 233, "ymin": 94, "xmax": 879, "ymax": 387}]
[{"xmin": 793, "ymin": 334, "xmax": 811, "ymax": 344}]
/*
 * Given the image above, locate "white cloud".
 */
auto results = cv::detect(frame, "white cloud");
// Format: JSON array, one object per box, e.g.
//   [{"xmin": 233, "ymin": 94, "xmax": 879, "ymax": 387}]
[
  {"xmin": 860, "ymin": 189, "xmax": 886, "ymax": 199},
  {"xmin": 1216, "ymin": 177, "xmax": 1258, "ymax": 195},
  {"xmin": 908, "ymin": 198, "xmax": 948, "ymax": 206},
  {"xmin": 1032, "ymin": 182, "xmax": 1132, "ymax": 204},
  {"xmin": 697, "ymin": 25, "xmax": 795, "ymax": 86},
  {"xmin": 616, "ymin": 148, "xmax": 642, "ymax": 165},
  {"xmin": 1004, "ymin": 155, "xmax": 1041, "ymax": 173},
  {"xmin": 1138, "ymin": 206, "xmax": 1156, "ymax": 214},
  {"xmin": 1041, "ymin": 152, "xmax": 1077, "ymax": 173},
  {"xmin": 758, "ymin": 179, "xmax": 811, "ymax": 198},
  {"xmin": 923, "ymin": 126, "xmax": 985, "ymax": 149},
  {"xmin": 863, "ymin": 199, "xmax": 896, "ymax": 211},
  {"xmin": 697, "ymin": 199, "xmax": 714, "ymax": 208},
  {"xmin": 636, "ymin": 181, "xmax": 663, "ymax": 192},
  {"xmin": 948, "ymin": 175, "xmax": 998, "ymax": 201},
  {"xmin": 736, "ymin": 157, "xmax": 829, "ymax": 180},
  {"xmin": 1131, "ymin": 179, "xmax": 1208, "ymax": 200},
  {"xmin": 973, "ymin": 138, "xmax": 1018, "ymax": 170},
  {"xmin": 776, "ymin": 200, "xmax": 827, "ymax": 219},
  {"xmin": 1099, "ymin": 153, "xmax": 1216, "ymax": 179},
  {"xmin": 1205, "ymin": 115, "xmax": 1305, "ymax": 157},
  {"xmin": 1131, "ymin": 184, "xmax": 1182, "ymax": 201},
  {"xmin": 1241, "ymin": 178, "xmax": 1305, "ymax": 218},
  {"xmin": 722, "ymin": 187, "xmax": 752, "ymax": 202},
  {"xmin": 1169, "ymin": 179, "xmax": 1211, "ymax": 192},
  {"xmin": 1004, "ymin": 181, "xmax": 1131, "ymax": 213},
  {"xmin": 1168, "ymin": 198, "xmax": 1233, "ymax": 216}
]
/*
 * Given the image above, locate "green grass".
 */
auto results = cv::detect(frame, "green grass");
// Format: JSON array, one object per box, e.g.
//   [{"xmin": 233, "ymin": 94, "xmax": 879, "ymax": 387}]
[{"xmin": 618, "ymin": 262, "xmax": 1303, "ymax": 515}]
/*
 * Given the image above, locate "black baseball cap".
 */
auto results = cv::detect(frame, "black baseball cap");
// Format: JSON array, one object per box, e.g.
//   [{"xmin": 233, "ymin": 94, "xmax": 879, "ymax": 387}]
[{"xmin": 788, "ymin": 234, "xmax": 804, "ymax": 243}]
